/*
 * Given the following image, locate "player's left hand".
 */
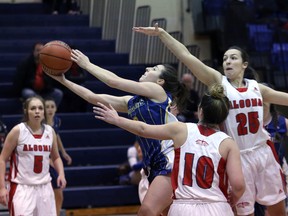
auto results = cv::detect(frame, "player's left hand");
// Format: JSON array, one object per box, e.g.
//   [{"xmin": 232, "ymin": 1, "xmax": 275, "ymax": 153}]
[
  {"xmin": 132, "ymin": 23, "xmax": 162, "ymax": 36},
  {"xmin": 57, "ymin": 175, "xmax": 67, "ymax": 189},
  {"xmin": 62, "ymin": 152, "xmax": 72, "ymax": 165},
  {"xmin": 93, "ymin": 102, "xmax": 119, "ymax": 125},
  {"xmin": 71, "ymin": 49, "xmax": 90, "ymax": 70}
]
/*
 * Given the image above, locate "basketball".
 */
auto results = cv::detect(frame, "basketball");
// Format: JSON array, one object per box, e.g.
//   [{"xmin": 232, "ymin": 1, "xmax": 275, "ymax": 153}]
[{"xmin": 39, "ymin": 40, "xmax": 73, "ymax": 76}]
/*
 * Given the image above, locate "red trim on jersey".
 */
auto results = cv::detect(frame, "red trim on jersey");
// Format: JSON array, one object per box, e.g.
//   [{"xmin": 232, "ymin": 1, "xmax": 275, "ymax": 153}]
[
  {"xmin": 236, "ymin": 87, "xmax": 248, "ymax": 92},
  {"xmin": 266, "ymin": 140, "xmax": 280, "ymax": 164},
  {"xmin": 33, "ymin": 134, "xmax": 43, "ymax": 139},
  {"xmin": 197, "ymin": 124, "xmax": 217, "ymax": 136},
  {"xmin": 217, "ymin": 158, "xmax": 228, "ymax": 198},
  {"xmin": 266, "ymin": 140, "xmax": 286, "ymax": 188},
  {"xmin": 171, "ymin": 148, "xmax": 180, "ymax": 199},
  {"xmin": 10, "ymin": 151, "xmax": 18, "ymax": 181},
  {"xmin": 9, "ymin": 182, "xmax": 17, "ymax": 215}
]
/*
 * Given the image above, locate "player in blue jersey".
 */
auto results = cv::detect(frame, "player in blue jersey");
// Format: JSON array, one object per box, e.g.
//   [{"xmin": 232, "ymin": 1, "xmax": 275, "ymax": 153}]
[
  {"xmin": 46, "ymin": 50, "xmax": 189, "ymax": 216},
  {"xmin": 45, "ymin": 98, "xmax": 72, "ymax": 216}
]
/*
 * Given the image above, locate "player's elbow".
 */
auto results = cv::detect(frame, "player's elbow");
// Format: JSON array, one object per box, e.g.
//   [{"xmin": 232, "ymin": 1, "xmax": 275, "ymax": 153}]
[
  {"xmin": 87, "ymin": 93, "xmax": 100, "ymax": 104},
  {"xmin": 231, "ymin": 179, "xmax": 246, "ymax": 203},
  {"xmin": 137, "ymin": 125, "xmax": 149, "ymax": 139}
]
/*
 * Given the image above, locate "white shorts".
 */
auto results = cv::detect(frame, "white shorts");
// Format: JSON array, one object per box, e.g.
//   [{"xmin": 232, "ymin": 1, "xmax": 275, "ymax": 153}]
[
  {"xmin": 138, "ymin": 169, "xmax": 149, "ymax": 203},
  {"xmin": 9, "ymin": 182, "xmax": 56, "ymax": 216},
  {"xmin": 168, "ymin": 200, "xmax": 234, "ymax": 216},
  {"xmin": 235, "ymin": 144, "xmax": 286, "ymax": 215}
]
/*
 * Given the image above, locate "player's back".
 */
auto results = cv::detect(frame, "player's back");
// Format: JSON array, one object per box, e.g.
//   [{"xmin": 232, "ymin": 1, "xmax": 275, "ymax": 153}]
[{"xmin": 171, "ymin": 123, "xmax": 230, "ymax": 202}]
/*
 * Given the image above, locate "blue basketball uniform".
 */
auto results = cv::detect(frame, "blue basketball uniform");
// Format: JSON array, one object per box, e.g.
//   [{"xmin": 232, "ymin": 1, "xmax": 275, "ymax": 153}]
[
  {"xmin": 50, "ymin": 115, "xmax": 61, "ymax": 189},
  {"xmin": 265, "ymin": 115, "xmax": 287, "ymax": 165},
  {"xmin": 52, "ymin": 116, "xmax": 61, "ymax": 134},
  {"xmin": 127, "ymin": 93, "xmax": 177, "ymax": 183}
]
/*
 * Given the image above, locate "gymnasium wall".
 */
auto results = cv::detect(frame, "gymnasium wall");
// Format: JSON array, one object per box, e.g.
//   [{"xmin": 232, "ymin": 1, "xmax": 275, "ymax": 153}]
[{"xmin": 79, "ymin": 0, "xmax": 211, "ymax": 62}]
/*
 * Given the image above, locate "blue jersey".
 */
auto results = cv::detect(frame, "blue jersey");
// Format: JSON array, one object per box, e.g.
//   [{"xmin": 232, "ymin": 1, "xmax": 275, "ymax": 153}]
[
  {"xmin": 52, "ymin": 116, "xmax": 61, "ymax": 134},
  {"xmin": 127, "ymin": 93, "xmax": 178, "ymax": 183},
  {"xmin": 265, "ymin": 115, "xmax": 287, "ymax": 164},
  {"xmin": 50, "ymin": 115, "xmax": 61, "ymax": 188}
]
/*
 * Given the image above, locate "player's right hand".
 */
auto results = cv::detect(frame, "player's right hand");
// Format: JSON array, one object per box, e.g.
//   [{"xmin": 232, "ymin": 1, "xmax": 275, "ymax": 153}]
[
  {"xmin": 132, "ymin": 23, "xmax": 162, "ymax": 36},
  {"xmin": 0, "ymin": 187, "xmax": 8, "ymax": 206}
]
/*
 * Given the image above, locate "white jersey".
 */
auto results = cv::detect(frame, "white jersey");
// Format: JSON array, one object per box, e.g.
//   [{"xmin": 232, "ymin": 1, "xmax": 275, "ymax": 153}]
[
  {"xmin": 9, "ymin": 123, "xmax": 53, "ymax": 185},
  {"xmin": 171, "ymin": 123, "xmax": 230, "ymax": 202},
  {"xmin": 222, "ymin": 76, "xmax": 270, "ymax": 150}
]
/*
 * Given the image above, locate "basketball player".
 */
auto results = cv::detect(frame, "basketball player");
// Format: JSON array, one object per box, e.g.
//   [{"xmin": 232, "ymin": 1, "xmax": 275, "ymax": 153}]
[
  {"xmin": 45, "ymin": 98, "xmax": 72, "ymax": 216},
  {"xmin": 0, "ymin": 96, "xmax": 66, "ymax": 216},
  {"xmin": 133, "ymin": 24, "xmax": 288, "ymax": 215},
  {"xmin": 93, "ymin": 84, "xmax": 245, "ymax": 216},
  {"xmin": 46, "ymin": 59, "xmax": 189, "ymax": 215}
]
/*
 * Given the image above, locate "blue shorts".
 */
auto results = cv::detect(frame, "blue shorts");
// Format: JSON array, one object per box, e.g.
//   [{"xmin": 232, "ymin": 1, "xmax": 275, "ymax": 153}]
[{"xmin": 49, "ymin": 166, "xmax": 60, "ymax": 189}]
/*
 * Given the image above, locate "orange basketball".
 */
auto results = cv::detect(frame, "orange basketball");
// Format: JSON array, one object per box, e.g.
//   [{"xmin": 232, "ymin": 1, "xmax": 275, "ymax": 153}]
[{"xmin": 39, "ymin": 40, "xmax": 72, "ymax": 76}]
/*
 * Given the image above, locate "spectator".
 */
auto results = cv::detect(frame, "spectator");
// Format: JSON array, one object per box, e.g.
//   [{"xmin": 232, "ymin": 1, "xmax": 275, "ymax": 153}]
[
  {"xmin": 176, "ymin": 73, "xmax": 200, "ymax": 123},
  {"xmin": 42, "ymin": 0, "xmax": 80, "ymax": 15},
  {"xmin": 118, "ymin": 139, "xmax": 143, "ymax": 185},
  {"xmin": 45, "ymin": 98, "xmax": 72, "ymax": 216},
  {"xmin": 0, "ymin": 96, "xmax": 66, "ymax": 215},
  {"xmin": 13, "ymin": 42, "xmax": 63, "ymax": 107}
]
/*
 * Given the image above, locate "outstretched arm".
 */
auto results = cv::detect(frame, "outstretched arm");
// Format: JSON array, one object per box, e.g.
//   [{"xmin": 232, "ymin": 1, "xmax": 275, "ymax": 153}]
[
  {"xmin": 45, "ymin": 72, "xmax": 130, "ymax": 112},
  {"xmin": 71, "ymin": 49, "xmax": 167, "ymax": 102},
  {"xmin": 133, "ymin": 23, "xmax": 222, "ymax": 86},
  {"xmin": 260, "ymin": 83, "xmax": 288, "ymax": 107},
  {"xmin": 93, "ymin": 102, "xmax": 187, "ymax": 147}
]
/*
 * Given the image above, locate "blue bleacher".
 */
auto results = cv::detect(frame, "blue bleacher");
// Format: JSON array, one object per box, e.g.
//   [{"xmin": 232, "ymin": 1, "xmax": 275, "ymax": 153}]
[
  {"xmin": 60, "ymin": 128, "xmax": 135, "ymax": 148},
  {"xmin": 0, "ymin": 2, "xmax": 141, "ymax": 211},
  {"xmin": 0, "ymin": 14, "xmax": 90, "ymax": 27},
  {"xmin": 0, "ymin": 27, "xmax": 102, "ymax": 40},
  {"xmin": 65, "ymin": 165, "xmax": 119, "ymax": 186},
  {"xmin": 0, "ymin": 3, "xmax": 45, "ymax": 14},
  {"xmin": 0, "ymin": 39, "xmax": 116, "ymax": 53},
  {"xmin": 246, "ymin": 23, "xmax": 274, "ymax": 52},
  {"xmin": 0, "ymin": 53, "xmax": 129, "ymax": 68},
  {"xmin": 63, "ymin": 185, "xmax": 139, "ymax": 209}
]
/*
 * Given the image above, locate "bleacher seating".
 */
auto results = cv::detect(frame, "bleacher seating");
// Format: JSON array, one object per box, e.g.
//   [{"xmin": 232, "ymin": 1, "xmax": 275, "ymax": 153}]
[
  {"xmin": 246, "ymin": 23, "xmax": 274, "ymax": 52},
  {"xmin": 0, "ymin": 2, "xmax": 142, "ymax": 212}
]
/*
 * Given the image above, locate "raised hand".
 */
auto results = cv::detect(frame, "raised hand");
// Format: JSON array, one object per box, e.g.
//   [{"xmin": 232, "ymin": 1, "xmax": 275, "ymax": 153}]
[
  {"xmin": 132, "ymin": 23, "xmax": 163, "ymax": 36},
  {"xmin": 57, "ymin": 174, "xmax": 67, "ymax": 189},
  {"xmin": 0, "ymin": 187, "xmax": 8, "ymax": 206},
  {"xmin": 62, "ymin": 152, "xmax": 72, "ymax": 165},
  {"xmin": 71, "ymin": 49, "xmax": 90, "ymax": 69},
  {"xmin": 93, "ymin": 102, "xmax": 119, "ymax": 125}
]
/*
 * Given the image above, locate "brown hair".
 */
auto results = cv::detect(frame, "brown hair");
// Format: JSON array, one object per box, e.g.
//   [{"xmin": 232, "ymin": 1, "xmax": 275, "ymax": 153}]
[
  {"xmin": 200, "ymin": 84, "xmax": 230, "ymax": 124},
  {"xmin": 22, "ymin": 95, "xmax": 46, "ymax": 123}
]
